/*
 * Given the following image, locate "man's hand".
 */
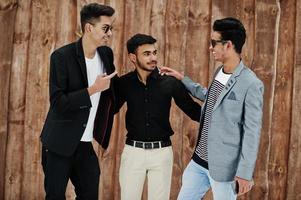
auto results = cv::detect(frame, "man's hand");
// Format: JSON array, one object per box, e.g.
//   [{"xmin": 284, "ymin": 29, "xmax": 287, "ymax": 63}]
[
  {"xmin": 159, "ymin": 66, "xmax": 184, "ymax": 80},
  {"xmin": 234, "ymin": 176, "xmax": 254, "ymax": 196},
  {"xmin": 88, "ymin": 71, "xmax": 117, "ymax": 96}
]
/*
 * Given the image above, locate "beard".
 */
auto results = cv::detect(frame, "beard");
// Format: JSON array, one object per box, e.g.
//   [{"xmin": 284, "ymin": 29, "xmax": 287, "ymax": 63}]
[{"xmin": 137, "ymin": 58, "xmax": 157, "ymax": 72}]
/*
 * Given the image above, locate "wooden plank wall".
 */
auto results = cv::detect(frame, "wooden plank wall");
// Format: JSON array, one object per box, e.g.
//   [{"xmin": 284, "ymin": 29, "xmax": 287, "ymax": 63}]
[{"xmin": 0, "ymin": 0, "xmax": 300, "ymax": 199}]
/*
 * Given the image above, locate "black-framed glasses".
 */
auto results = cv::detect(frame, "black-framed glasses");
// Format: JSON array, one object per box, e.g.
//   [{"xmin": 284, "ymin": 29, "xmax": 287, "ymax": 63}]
[
  {"xmin": 89, "ymin": 22, "xmax": 113, "ymax": 34},
  {"xmin": 211, "ymin": 39, "xmax": 228, "ymax": 47},
  {"xmin": 102, "ymin": 25, "xmax": 113, "ymax": 34}
]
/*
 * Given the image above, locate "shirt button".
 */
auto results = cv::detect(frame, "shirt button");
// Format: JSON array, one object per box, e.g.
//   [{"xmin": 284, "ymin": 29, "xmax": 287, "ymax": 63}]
[
  {"xmin": 146, "ymin": 123, "xmax": 150, "ymax": 127},
  {"xmin": 145, "ymin": 99, "xmax": 148, "ymax": 103},
  {"xmin": 145, "ymin": 87, "xmax": 148, "ymax": 91},
  {"xmin": 83, "ymin": 123, "xmax": 87, "ymax": 127}
]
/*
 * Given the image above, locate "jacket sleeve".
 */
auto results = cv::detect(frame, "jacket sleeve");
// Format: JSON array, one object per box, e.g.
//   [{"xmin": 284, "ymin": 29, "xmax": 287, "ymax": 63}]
[
  {"xmin": 113, "ymin": 76, "xmax": 126, "ymax": 114},
  {"xmin": 235, "ymin": 80, "xmax": 264, "ymax": 180},
  {"xmin": 49, "ymin": 51, "xmax": 91, "ymax": 114},
  {"xmin": 172, "ymin": 79, "xmax": 201, "ymax": 122},
  {"xmin": 181, "ymin": 76, "xmax": 208, "ymax": 101},
  {"xmin": 105, "ymin": 46, "xmax": 116, "ymax": 72}
]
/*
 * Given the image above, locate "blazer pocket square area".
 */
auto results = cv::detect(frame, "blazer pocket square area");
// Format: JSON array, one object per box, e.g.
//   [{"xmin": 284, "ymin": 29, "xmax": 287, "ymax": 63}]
[{"xmin": 227, "ymin": 91, "xmax": 237, "ymax": 100}]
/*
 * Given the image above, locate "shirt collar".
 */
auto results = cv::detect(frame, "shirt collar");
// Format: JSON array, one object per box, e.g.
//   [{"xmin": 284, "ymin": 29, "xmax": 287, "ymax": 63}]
[{"xmin": 132, "ymin": 67, "xmax": 160, "ymax": 82}]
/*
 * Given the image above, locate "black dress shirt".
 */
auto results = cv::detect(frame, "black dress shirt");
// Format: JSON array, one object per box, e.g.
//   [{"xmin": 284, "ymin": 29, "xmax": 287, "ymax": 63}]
[{"xmin": 115, "ymin": 67, "xmax": 201, "ymax": 142}]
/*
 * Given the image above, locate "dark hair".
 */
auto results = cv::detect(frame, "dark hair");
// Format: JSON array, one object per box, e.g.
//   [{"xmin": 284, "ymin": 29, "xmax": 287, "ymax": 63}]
[
  {"xmin": 127, "ymin": 34, "xmax": 157, "ymax": 54},
  {"xmin": 213, "ymin": 17, "xmax": 246, "ymax": 54},
  {"xmin": 80, "ymin": 3, "xmax": 115, "ymax": 33}
]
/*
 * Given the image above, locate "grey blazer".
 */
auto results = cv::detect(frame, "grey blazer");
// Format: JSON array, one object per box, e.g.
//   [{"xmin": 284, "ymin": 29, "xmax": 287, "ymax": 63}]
[{"xmin": 182, "ymin": 61, "xmax": 264, "ymax": 182}]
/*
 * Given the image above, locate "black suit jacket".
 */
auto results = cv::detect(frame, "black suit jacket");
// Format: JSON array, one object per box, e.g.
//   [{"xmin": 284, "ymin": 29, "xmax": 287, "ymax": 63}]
[{"xmin": 40, "ymin": 38, "xmax": 116, "ymax": 156}]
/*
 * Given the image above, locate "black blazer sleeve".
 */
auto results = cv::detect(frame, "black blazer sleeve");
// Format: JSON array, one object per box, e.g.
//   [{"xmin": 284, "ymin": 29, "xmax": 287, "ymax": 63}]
[{"xmin": 49, "ymin": 51, "xmax": 91, "ymax": 114}]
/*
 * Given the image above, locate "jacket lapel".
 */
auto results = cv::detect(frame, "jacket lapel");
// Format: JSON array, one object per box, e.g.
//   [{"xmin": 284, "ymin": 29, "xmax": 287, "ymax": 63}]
[
  {"xmin": 213, "ymin": 61, "xmax": 245, "ymax": 111},
  {"xmin": 97, "ymin": 47, "xmax": 113, "ymax": 74},
  {"xmin": 76, "ymin": 38, "xmax": 88, "ymax": 86},
  {"xmin": 200, "ymin": 66, "xmax": 222, "ymax": 116}
]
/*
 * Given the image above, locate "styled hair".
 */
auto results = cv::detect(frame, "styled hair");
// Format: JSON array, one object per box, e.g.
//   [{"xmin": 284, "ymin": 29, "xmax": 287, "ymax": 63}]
[
  {"xmin": 126, "ymin": 34, "xmax": 157, "ymax": 54},
  {"xmin": 80, "ymin": 3, "xmax": 115, "ymax": 33},
  {"xmin": 213, "ymin": 17, "xmax": 246, "ymax": 54}
]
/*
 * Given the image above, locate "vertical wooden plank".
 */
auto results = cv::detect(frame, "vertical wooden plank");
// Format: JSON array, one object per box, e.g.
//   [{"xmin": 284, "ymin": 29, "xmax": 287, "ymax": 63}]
[
  {"xmin": 122, "ymin": 0, "xmax": 152, "ymax": 36},
  {"xmin": 55, "ymin": 0, "xmax": 77, "ymax": 48},
  {"xmin": 267, "ymin": 0, "xmax": 295, "ymax": 199},
  {"xmin": 4, "ymin": 0, "xmax": 30, "ymax": 199},
  {"xmin": 180, "ymin": 1, "xmax": 212, "ymax": 199},
  {"xmin": 287, "ymin": 0, "xmax": 301, "ymax": 199},
  {"xmin": 164, "ymin": 0, "xmax": 189, "ymax": 199},
  {"xmin": 250, "ymin": 0, "xmax": 280, "ymax": 199},
  {"xmin": 240, "ymin": 0, "xmax": 256, "ymax": 68},
  {"xmin": 149, "ymin": 0, "xmax": 167, "ymax": 66},
  {"xmin": 0, "ymin": 1, "xmax": 17, "ymax": 199},
  {"xmin": 21, "ymin": 0, "xmax": 59, "ymax": 199}
]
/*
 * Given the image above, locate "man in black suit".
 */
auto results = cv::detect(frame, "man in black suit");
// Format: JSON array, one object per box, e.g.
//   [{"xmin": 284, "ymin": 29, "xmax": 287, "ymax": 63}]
[{"xmin": 40, "ymin": 3, "xmax": 117, "ymax": 200}]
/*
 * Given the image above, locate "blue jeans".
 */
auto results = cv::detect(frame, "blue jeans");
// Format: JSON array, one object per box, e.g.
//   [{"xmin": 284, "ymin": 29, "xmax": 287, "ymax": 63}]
[{"xmin": 177, "ymin": 160, "xmax": 237, "ymax": 200}]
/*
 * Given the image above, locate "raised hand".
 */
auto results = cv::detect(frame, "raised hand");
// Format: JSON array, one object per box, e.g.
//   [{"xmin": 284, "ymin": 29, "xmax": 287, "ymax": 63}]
[
  {"xmin": 88, "ymin": 71, "xmax": 117, "ymax": 95},
  {"xmin": 159, "ymin": 66, "xmax": 184, "ymax": 80}
]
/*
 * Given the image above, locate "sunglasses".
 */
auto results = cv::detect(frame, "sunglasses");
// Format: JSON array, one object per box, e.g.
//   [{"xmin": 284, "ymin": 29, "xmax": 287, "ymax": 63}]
[
  {"xmin": 102, "ymin": 25, "xmax": 113, "ymax": 34},
  {"xmin": 211, "ymin": 39, "xmax": 228, "ymax": 47},
  {"xmin": 89, "ymin": 22, "xmax": 113, "ymax": 34}
]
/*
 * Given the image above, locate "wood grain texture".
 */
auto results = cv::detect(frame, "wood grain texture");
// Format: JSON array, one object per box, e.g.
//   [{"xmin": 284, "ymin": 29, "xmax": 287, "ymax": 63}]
[
  {"xmin": 0, "ymin": 0, "xmax": 300, "ymax": 199},
  {"xmin": 268, "ymin": 0, "xmax": 295, "ymax": 199},
  {"xmin": 0, "ymin": 0, "xmax": 18, "ymax": 199},
  {"xmin": 4, "ymin": 0, "xmax": 30, "ymax": 199},
  {"xmin": 249, "ymin": 1, "xmax": 279, "ymax": 200},
  {"xmin": 286, "ymin": 0, "xmax": 301, "ymax": 199}
]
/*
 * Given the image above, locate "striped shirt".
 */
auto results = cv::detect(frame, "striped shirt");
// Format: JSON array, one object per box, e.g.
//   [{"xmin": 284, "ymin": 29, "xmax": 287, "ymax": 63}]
[{"xmin": 193, "ymin": 68, "xmax": 231, "ymax": 168}]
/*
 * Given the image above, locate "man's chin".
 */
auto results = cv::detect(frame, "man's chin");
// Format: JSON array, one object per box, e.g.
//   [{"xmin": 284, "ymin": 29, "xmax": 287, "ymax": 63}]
[
  {"xmin": 100, "ymin": 39, "xmax": 109, "ymax": 46},
  {"xmin": 149, "ymin": 65, "xmax": 157, "ymax": 69},
  {"xmin": 141, "ymin": 67, "xmax": 156, "ymax": 72},
  {"xmin": 148, "ymin": 66, "xmax": 157, "ymax": 71}
]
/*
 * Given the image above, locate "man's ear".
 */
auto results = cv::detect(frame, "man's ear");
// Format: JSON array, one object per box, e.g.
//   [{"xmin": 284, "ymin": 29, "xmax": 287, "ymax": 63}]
[
  {"xmin": 128, "ymin": 53, "xmax": 136, "ymax": 63},
  {"xmin": 84, "ymin": 23, "xmax": 92, "ymax": 33},
  {"xmin": 226, "ymin": 40, "xmax": 234, "ymax": 50}
]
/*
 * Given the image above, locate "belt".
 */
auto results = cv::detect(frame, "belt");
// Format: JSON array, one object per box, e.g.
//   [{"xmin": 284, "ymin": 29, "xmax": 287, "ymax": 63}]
[{"xmin": 125, "ymin": 139, "xmax": 171, "ymax": 149}]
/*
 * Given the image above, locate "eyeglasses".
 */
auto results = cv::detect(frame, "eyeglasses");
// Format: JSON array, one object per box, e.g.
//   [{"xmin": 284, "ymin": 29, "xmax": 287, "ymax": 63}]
[
  {"xmin": 210, "ymin": 39, "xmax": 228, "ymax": 47},
  {"xmin": 102, "ymin": 25, "xmax": 113, "ymax": 34},
  {"xmin": 89, "ymin": 22, "xmax": 113, "ymax": 34}
]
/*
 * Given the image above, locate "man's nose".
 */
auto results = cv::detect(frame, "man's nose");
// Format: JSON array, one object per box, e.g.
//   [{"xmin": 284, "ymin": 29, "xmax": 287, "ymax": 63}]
[
  {"xmin": 151, "ymin": 54, "xmax": 157, "ymax": 60},
  {"xmin": 107, "ymin": 29, "xmax": 113, "ymax": 37}
]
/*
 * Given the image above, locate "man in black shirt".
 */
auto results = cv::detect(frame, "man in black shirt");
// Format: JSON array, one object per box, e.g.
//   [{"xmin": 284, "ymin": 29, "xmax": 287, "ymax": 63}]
[{"xmin": 115, "ymin": 34, "xmax": 201, "ymax": 200}]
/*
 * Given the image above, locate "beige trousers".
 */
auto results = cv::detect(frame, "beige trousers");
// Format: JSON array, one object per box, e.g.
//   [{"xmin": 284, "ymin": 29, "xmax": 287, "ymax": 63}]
[{"xmin": 119, "ymin": 144, "xmax": 173, "ymax": 200}]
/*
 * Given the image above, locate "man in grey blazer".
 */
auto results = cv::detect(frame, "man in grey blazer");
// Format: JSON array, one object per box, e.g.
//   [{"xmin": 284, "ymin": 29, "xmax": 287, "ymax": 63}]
[{"xmin": 160, "ymin": 17, "xmax": 264, "ymax": 200}]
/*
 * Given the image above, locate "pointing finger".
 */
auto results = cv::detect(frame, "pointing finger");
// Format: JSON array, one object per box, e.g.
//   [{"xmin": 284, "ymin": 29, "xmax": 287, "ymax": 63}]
[{"xmin": 105, "ymin": 71, "xmax": 117, "ymax": 79}]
